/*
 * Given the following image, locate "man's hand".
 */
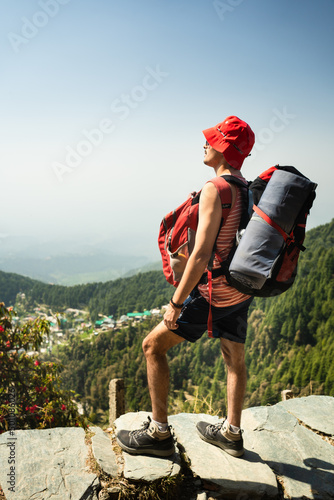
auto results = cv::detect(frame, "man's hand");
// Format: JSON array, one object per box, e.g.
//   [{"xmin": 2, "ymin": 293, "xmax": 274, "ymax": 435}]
[{"xmin": 163, "ymin": 304, "xmax": 180, "ymax": 330}]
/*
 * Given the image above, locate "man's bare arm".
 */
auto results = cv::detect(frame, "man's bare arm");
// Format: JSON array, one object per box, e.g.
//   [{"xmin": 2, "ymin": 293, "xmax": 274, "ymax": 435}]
[{"xmin": 163, "ymin": 181, "xmax": 222, "ymax": 330}]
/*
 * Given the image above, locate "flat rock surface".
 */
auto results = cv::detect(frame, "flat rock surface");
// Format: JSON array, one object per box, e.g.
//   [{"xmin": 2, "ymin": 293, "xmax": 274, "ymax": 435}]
[
  {"xmin": 1, "ymin": 397, "xmax": 333, "ymax": 499},
  {"xmin": 114, "ymin": 411, "xmax": 181, "ymax": 481},
  {"xmin": 242, "ymin": 403, "xmax": 334, "ymax": 499},
  {"xmin": 169, "ymin": 413, "xmax": 279, "ymax": 499},
  {"xmin": 0, "ymin": 427, "xmax": 99, "ymax": 500},
  {"xmin": 90, "ymin": 426, "xmax": 118, "ymax": 477},
  {"xmin": 278, "ymin": 395, "xmax": 334, "ymax": 436}
]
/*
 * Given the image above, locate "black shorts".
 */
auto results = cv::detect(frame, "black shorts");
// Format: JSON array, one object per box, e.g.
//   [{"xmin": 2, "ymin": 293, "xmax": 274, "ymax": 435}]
[{"xmin": 172, "ymin": 288, "xmax": 253, "ymax": 344}]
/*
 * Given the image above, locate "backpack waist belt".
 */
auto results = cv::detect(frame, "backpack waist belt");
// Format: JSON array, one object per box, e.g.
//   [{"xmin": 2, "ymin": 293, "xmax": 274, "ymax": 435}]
[{"xmin": 198, "ymin": 266, "xmax": 226, "ymax": 285}]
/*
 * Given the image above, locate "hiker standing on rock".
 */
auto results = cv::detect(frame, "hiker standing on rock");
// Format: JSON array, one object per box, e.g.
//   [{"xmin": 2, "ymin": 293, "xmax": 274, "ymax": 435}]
[{"xmin": 117, "ymin": 116, "xmax": 255, "ymax": 458}]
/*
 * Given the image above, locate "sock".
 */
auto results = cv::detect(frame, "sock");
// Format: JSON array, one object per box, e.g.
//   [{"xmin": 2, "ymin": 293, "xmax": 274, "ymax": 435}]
[
  {"xmin": 229, "ymin": 423, "xmax": 240, "ymax": 433},
  {"xmin": 152, "ymin": 419, "xmax": 168, "ymax": 432}
]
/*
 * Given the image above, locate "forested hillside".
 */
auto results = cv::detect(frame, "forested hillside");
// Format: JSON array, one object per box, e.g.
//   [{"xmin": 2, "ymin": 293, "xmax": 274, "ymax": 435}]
[
  {"xmin": 0, "ymin": 270, "xmax": 173, "ymax": 320},
  {"xmin": 44, "ymin": 219, "xmax": 334, "ymax": 423},
  {"xmin": 1, "ymin": 220, "xmax": 333, "ymax": 423},
  {"xmin": 245, "ymin": 219, "xmax": 334, "ymax": 406}
]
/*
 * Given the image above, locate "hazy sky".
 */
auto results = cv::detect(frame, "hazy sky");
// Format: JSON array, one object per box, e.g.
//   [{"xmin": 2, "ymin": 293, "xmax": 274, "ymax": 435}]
[{"xmin": 1, "ymin": 0, "xmax": 333, "ymax": 259}]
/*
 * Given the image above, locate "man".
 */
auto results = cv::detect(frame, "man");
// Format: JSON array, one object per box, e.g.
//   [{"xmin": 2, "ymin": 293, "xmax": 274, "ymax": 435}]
[{"xmin": 116, "ymin": 116, "xmax": 255, "ymax": 458}]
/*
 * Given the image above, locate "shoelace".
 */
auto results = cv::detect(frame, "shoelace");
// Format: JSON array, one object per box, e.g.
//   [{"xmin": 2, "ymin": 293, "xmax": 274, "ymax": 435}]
[
  {"xmin": 129, "ymin": 416, "xmax": 173, "ymax": 437},
  {"xmin": 208, "ymin": 422, "xmax": 225, "ymax": 436},
  {"xmin": 129, "ymin": 418, "xmax": 151, "ymax": 437},
  {"xmin": 208, "ymin": 420, "xmax": 244, "ymax": 437}
]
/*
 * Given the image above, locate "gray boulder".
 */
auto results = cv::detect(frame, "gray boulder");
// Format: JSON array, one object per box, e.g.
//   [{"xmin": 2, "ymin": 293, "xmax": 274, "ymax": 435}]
[
  {"xmin": 0, "ymin": 427, "xmax": 99, "ymax": 500},
  {"xmin": 242, "ymin": 399, "xmax": 334, "ymax": 499}
]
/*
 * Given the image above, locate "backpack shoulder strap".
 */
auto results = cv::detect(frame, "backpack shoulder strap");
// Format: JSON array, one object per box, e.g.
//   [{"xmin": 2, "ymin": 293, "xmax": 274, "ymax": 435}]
[
  {"xmin": 209, "ymin": 174, "xmax": 249, "ymax": 225},
  {"xmin": 222, "ymin": 175, "xmax": 250, "ymax": 229},
  {"xmin": 221, "ymin": 174, "xmax": 249, "ymax": 189},
  {"xmin": 207, "ymin": 176, "xmax": 233, "ymax": 226}
]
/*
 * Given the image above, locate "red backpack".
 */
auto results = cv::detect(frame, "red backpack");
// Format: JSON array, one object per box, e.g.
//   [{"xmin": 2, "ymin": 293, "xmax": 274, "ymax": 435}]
[
  {"xmin": 158, "ymin": 175, "xmax": 248, "ymax": 336},
  {"xmin": 158, "ymin": 176, "xmax": 248, "ymax": 287}
]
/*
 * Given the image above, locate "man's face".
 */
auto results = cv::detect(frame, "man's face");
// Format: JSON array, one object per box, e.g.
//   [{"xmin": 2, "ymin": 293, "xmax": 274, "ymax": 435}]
[{"xmin": 203, "ymin": 141, "xmax": 224, "ymax": 168}]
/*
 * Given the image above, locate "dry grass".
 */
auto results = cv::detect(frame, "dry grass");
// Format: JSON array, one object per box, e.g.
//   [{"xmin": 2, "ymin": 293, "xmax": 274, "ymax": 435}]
[{"xmin": 169, "ymin": 387, "xmax": 221, "ymax": 417}]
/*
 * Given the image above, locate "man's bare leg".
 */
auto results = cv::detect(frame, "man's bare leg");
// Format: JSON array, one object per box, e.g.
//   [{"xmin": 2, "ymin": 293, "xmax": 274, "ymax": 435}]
[
  {"xmin": 142, "ymin": 321, "xmax": 184, "ymax": 423},
  {"xmin": 116, "ymin": 322, "xmax": 182, "ymax": 456},
  {"xmin": 220, "ymin": 338, "xmax": 246, "ymax": 428}
]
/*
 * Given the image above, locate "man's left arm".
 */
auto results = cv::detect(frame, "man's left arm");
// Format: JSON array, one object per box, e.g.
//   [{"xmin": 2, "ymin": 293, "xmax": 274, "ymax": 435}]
[{"xmin": 163, "ymin": 181, "xmax": 222, "ymax": 330}]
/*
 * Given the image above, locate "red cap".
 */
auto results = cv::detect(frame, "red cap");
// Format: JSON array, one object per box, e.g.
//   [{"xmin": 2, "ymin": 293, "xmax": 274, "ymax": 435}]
[{"xmin": 203, "ymin": 116, "xmax": 255, "ymax": 170}]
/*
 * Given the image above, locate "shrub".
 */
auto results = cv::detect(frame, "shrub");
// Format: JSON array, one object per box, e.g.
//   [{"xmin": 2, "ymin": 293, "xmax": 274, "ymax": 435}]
[{"xmin": 0, "ymin": 303, "xmax": 88, "ymax": 433}]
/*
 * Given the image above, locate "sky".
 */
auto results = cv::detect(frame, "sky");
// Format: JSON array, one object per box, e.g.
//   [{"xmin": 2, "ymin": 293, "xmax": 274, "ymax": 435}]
[{"xmin": 1, "ymin": 0, "xmax": 333, "ymax": 260}]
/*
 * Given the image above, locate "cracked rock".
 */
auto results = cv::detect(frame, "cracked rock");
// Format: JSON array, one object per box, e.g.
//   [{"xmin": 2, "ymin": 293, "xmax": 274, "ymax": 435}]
[
  {"xmin": 90, "ymin": 426, "xmax": 118, "ymax": 477},
  {"xmin": 0, "ymin": 427, "xmax": 99, "ymax": 500},
  {"xmin": 242, "ymin": 402, "xmax": 334, "ymax": 499},
  {"xmin": 170, "ymin": 413, "xmax": 278, "ymax": 499},
  {"xmin": 278, "ymin": 395, "xmax": 334, "ymax": 436}
]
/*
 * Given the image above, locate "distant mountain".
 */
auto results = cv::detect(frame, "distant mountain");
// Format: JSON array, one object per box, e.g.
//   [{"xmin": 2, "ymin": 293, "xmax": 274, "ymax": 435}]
[
  {"xmin": 122, "ymin": 260, "xmax": 162, "ymax": 278},
  {"xmin": 0, "ymin": 253, "xmax": 152, "ymax": 285},
  {"xmin": 0, "ymin": 234, "xmax": 158, "ymax": 285}
]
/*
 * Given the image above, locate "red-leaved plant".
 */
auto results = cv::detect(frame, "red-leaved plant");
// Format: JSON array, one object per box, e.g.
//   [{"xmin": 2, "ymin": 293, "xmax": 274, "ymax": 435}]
[{"xmin": 0, "ymin": 303, "xmax": 88, "ymax": 433}]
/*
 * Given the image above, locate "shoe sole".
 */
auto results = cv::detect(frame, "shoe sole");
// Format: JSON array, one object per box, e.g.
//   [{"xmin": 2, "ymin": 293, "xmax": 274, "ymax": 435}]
[
  {"xmin": 196, "ymin": 428, "xmax": 244, "ymax": 458},
  {"xmin": 116, "ymin": 437, "xmax": 175, "ymax": 457}
]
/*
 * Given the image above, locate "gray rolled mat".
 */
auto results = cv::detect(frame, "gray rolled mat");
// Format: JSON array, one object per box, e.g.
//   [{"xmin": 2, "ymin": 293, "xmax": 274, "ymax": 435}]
[{"xmin": 229, "ymin": 169, "xmax": 315, "ymax": 290}]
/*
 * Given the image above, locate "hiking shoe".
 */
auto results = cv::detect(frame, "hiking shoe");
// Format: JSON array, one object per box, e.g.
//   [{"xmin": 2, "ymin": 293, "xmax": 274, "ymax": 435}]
[
  {"xmin": 196, "ymin": 418, "xmax": 244, "ymax": 457},
  {"xmin": 116, "ymin": 416, "xmax": 175, "ymax": 457}
]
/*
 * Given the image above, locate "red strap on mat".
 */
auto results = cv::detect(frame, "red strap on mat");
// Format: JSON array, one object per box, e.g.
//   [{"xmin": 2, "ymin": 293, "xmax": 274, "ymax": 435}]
[{"xmin": 253, "ymin": 205, "xmax": 293, "ymax": 242}]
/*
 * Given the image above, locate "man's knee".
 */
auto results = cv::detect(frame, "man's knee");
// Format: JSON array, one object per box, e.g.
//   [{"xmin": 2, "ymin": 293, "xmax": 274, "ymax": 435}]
[
  {"xmin": 224, "ymin": 353, "xmax": 245, "ymax": 373},
  {"xmin": 142, "ymin": 322, "xmax": 184, "ymax": 358},
  {"xmin": 221, "ymin": 339, "xmax": 245, "ymax": 371},
  {"xmin": 142, "ymin": 333, "xmax": 156, "ymax": 357},
  {"xmin": 142, "ymin": 324, "xmax": 167, "ymax": 358}
]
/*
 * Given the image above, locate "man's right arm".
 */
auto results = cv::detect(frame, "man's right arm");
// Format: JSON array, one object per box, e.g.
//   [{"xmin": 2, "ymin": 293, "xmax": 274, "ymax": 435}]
[{"xmin": 163, "ymin": 181, "xmax": 222, "ymax": 330}]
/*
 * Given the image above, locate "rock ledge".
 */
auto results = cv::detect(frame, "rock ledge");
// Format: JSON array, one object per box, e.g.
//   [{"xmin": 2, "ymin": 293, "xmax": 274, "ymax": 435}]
[{"xmin": 0, "ymin": 396, "xmax": 333, "ymax": 499}]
